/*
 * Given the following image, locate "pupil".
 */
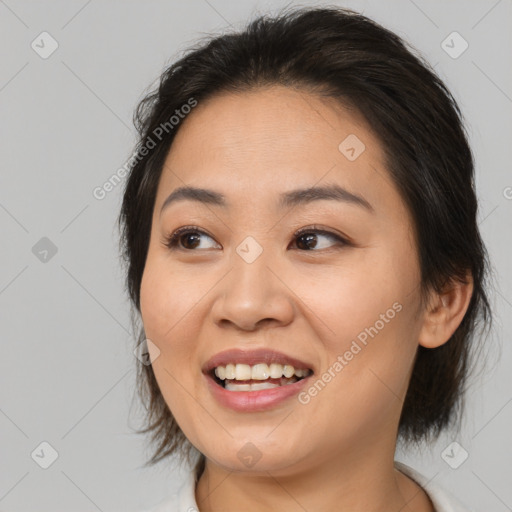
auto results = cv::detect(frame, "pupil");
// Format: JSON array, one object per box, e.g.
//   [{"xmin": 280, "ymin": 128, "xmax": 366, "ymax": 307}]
[
  {"xmin": 298, "ymin": 234, "xmax": 317, "ymax": 250},
  {"xmin": 183, "ymin": 233, "xmax": 200, "ymax": 249}
]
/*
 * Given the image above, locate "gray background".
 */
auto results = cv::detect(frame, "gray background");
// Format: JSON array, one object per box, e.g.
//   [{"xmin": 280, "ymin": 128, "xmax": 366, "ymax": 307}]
[{"xmin": 0, "ymin": 0, "xmax": 511, "ymax": 510}]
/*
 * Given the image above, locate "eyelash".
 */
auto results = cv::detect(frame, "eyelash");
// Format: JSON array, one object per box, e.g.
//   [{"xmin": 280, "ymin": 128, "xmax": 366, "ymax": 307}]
[{"xmin": 163, "ymin": 224, "xmax": 350, "ymax": 251}]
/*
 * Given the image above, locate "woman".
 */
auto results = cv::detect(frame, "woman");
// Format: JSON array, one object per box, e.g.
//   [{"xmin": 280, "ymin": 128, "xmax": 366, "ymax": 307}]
[{"xmin": 118, "ymin": 6, "xmax": 492, "ymax": 511}]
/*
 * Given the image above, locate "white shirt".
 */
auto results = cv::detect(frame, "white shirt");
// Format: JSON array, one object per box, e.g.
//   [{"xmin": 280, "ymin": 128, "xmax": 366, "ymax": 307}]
[{"xmin": 142, "ymin": 461, "xmax": 473, "ymax": 512}]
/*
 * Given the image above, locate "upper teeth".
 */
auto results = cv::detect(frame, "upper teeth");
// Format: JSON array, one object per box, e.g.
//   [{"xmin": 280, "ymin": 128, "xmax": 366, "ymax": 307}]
[{"xmin": 214, "ymin": 363, "xmax": 311, "ymax": 381}]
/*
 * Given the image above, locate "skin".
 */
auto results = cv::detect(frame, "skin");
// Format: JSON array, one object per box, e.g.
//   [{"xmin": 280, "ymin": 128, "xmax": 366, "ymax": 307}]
[{"xmin": 139, "ymin": 85, "xmax": 473, "ymax": 512}]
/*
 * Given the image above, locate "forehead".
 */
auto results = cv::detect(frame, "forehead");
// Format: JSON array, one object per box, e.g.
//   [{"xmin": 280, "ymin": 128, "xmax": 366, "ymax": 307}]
[{"xmin": 157, "ymin": 86, "xmax": 399, "ymax": 215}]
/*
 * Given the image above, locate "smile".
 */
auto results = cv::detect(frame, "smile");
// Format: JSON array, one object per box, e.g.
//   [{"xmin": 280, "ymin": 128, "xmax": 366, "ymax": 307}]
[{"xmin": 211, "ymin": 362, "xmax": 312, "ymax": 391}]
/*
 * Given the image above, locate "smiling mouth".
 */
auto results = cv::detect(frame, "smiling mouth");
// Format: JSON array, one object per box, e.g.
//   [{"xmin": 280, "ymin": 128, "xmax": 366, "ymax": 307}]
[{"xmin": 208, "ymin": 368, "xmax": 313, "ymax": 391}]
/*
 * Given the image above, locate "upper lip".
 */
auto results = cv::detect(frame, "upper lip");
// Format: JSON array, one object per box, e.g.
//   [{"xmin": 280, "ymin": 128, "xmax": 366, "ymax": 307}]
[{"xmin": 202, "ymin": 348, "xmax": 315, "ymax": 375}]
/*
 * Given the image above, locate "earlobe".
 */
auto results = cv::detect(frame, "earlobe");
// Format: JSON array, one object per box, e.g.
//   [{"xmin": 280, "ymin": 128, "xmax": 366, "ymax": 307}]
[{"xmin": 418, "ymin": 273, "xmax": 474, "ymax": 349}]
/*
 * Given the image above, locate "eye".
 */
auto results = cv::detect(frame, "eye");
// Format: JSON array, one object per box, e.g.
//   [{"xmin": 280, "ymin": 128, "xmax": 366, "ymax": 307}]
[
  {"xmin": 291, "ymin": 226, "xmax": 349, "ymax": 251},
  {"xmin": 163, "ymin": 226, "xmax": 220, "ymax": 251},
  {"xmin": 163, "ymin": 224, "xmax": 349, "ymax": 252}
]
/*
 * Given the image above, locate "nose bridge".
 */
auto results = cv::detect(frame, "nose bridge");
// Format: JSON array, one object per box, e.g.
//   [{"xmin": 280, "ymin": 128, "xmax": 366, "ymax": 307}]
[
  {"xmin": 212, "ymin": 233, "xmax": 293, "ymax": 329},
  {"xmin": 229, "ymin": 233, "xmax": 274, "ymax": 300}
]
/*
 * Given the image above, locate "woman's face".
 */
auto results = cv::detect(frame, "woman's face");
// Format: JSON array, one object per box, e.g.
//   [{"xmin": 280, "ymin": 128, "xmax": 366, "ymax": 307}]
[{"xmin": 140, "ymin": 86, "xmax": 426, "ymax": 474}]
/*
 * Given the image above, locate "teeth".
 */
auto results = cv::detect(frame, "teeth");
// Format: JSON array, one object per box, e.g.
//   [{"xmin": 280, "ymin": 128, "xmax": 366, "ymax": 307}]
[
  {"xmin": 225, "ymin": 382, "xmax": 252, "ymax": 392},
  {"xmin": 224, "ymin": 377, "xmax": 298, "ymax": 391},
  {"xmin": 213, "ymin": 363, "xmax": 311, "ymax": 381},
  {"xmin": 283, "ymin": 365, "xmax": 294, "ymax": 378},
  {"xmin": 250, "ymin": 381, "xmax": 278, "ymax": 391},
  {"xmin": 251, "ymin": 363, "xmax": 269, "ymax": 380},
  {"xmin": 235, "ymin": 364, "xmax": 252, "ymax": 380},
  {"xmin": 215, "ymin": 365, "xmax": 226, "ymax": 380},
  {"xmin": 225, "ymin": 381, "xmax": 279, "ymax": 391},
  {"xmin": 269, "ymin": 363, "xmax": 283, "ymax": 378},
  {"xmin": 225, "ymin": 363, "xmax": 236, "ymax": 380}
]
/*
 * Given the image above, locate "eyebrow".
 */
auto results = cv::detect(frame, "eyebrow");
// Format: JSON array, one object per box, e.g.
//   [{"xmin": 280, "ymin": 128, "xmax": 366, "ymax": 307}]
[{"xmin": 159, "ymin": 183, "xmax": 374, "ymax": 216}]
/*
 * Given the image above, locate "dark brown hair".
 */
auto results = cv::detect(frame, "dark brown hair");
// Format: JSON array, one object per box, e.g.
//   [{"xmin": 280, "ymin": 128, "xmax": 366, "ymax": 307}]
[{"xmin": 118, "ymin": 5, "xmax": 493, "ymax": 476}]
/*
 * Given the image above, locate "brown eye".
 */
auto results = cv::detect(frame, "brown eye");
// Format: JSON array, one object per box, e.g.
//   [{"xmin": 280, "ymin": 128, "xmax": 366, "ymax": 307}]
[
  {"xmin": 178, "ymin": 232, "xmax": 201, "ymax": 249},
  {"xmin": 292, "ymin": 228, "xmax": 348, "ymax": 251},
  {"xmin": 164, "ymin": 226, "xmax": 220, "ymax": 250},
  {"xmin": 164, "ymin": 225, "xmax": 349, "ymax": 252}
]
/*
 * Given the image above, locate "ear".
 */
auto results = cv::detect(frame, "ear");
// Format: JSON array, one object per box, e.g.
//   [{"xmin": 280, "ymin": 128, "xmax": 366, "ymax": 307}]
[{"xmin": 418, "ymin": 272, "xmax": 474, "ymax": 349}]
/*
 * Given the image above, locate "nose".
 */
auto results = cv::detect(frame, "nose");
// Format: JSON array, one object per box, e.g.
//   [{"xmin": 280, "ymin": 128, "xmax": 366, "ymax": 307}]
[{"xmin": 210, "ymin": 244, "xmax": 294, "ymax": 332}]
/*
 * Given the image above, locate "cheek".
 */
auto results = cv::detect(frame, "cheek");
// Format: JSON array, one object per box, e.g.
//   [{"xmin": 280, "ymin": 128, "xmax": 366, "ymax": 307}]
[
  {"xmin": 297, "ymin": 248, "xmax": 421, "ymax": 409},
  {"xmin": 295, "ymin": 252, "xmax": 413, "ymax": 347},
  {"xmin": 140, "ymin": 256, "xmax": 201, "ymax": 339},
  {"xmin": 139, "ymin": 259, "xmax": 204, "ymax": 426},
  {"xmin": 302, "ymin": 302, "xmax": 419, "ymax": 443},
  {"xmin": 139, "ymin": 254, "xmax": 210, "ymax": 383}
]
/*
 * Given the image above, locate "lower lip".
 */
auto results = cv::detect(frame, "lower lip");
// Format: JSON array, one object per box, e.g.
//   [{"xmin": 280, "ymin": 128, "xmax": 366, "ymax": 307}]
[{"xmin": 203, "ymin": 373, "xmax": 312, "ymax": 412}]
